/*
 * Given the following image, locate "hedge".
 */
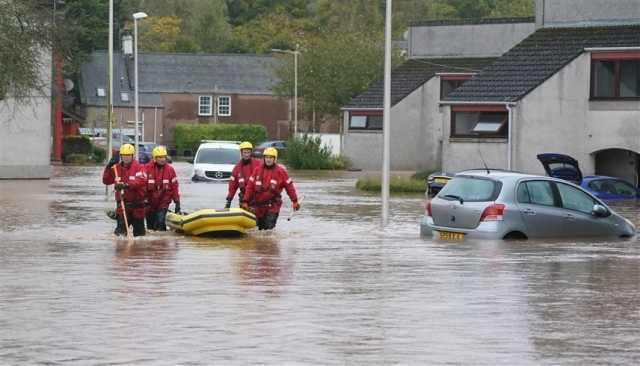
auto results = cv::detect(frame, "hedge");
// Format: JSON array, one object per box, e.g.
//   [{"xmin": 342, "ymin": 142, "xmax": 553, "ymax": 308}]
[
  {"xmin": 356, "ymin": 175, "xmax": 426, "ymax": 193},
  {"xmin": 62, "ymin": 135, "xmax": 93, "ymax": 159},
  {"xmin": 285, "ymin": 135, "xmax": 349, "ymax": 170},
  {"xmin": 174, "ymin": 123, "xmax": 267, "ymax": 156}
]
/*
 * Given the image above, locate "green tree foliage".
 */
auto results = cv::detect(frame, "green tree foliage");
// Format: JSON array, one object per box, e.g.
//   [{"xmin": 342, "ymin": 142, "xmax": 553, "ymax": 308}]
[
  {"xmin": 0, "ymin": 0, "xmax": 53, "ymax": 102},
  {"xmin": 230, "ymin": 9, "xmax": 314, "ymax": 53},
  {"xmin": 174, "ymin": 123, "xmax": 267, "ymax": 156},
  {"xmin": 138, "ymin": 16, "xmax": 183, "ymax": 52},
  {"xmin": 226, "ymin": 0, "xmax": 311, "ymax": 26},
  {"xmin": 275, "ymin": 27, "xmax": 386, "ymax": 117},
  {"xmin": 490, "ymin": 0, "xmax": 534, "ymax": 17}
]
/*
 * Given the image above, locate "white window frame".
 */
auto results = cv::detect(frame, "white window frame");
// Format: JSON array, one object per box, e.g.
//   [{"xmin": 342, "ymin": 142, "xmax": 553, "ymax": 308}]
[
  {"xmin": 217, "ymin": 95, "xmax": 231, "ymax": 116},
  {"xmin": 199, "ymin": 95, "xmax": 212, "ymax": 116}
]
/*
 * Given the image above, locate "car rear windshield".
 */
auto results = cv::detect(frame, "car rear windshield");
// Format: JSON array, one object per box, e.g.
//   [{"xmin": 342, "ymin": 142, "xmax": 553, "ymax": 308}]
[
  {"xmin": 437, "ymin": 176, "xmax": 501, "ymax": 202},
  {"xmin": 196, "ymin": 148, "xmax": 239, "ymax": 165}
]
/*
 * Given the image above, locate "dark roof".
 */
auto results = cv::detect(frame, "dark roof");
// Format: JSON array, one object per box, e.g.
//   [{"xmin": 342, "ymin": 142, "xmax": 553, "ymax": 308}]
[
  {"xmin": 343, "ymin": 58, "xmax": 496, "ymax": 109},
  {"xmin": 447, "ymin": 24, "xmax": 640, "ymax": 102},
  {"xmin": 80, "ymin": 51, "xmax": 282, "ymax": 107},
  {"xmin": 410, "ymin": 17, "xmax": 534, "ymax": 27}
]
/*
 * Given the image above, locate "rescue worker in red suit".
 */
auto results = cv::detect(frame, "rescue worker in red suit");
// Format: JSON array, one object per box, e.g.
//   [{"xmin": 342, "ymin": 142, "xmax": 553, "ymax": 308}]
[
  {"xmin": 241, "ymin": 147, "xmax": 300, "ymax": 230},
  {"xmin": 225, "ymin": 141, "xmax": 262, "ymax": 209},
  {"xmin": 145, "ymin": 146, "xmax": 181, "ymax": 231},
  {"xmin": 102, "ymin": 144, "xmax": 147, "ymax": 236}
]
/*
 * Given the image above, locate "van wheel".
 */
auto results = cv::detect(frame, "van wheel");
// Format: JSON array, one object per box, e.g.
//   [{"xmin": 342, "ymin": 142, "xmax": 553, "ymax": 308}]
[{"xmin": 503, "ymin": 231, "xmax": 527, "ymax": 240}]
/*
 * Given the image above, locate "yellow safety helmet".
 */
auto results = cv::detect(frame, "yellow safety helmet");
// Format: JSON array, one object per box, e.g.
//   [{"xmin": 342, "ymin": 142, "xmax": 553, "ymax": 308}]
[
  {"xmin": 152, "ymin": 145, "xmax": 168, "ymax": 158},
  {"xmin": 263, "ymin": 147, "xmax": 278, "ymax": 159},
  {"xmin": 239, "ymin": 141, "xmax": 253, "ymax": 150},
  {"xmin": 120, "ymin": 143, "xmax": 135, "ymax": 155}
]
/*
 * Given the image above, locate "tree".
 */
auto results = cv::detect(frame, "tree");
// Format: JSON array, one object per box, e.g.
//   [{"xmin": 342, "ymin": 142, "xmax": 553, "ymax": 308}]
[
  {"xmin": 450, "ymin": 0, "xmax": 494, "ymax": 19},
  {"xmin": 0, "ymin": 0, "xmax": 54, "ymax": 102},
  {"xmin": 230, "ymin": 9, "xmax": 314, "ymax": 53},
  {"xmin": 138, "ymin": 16, "xmax": 183, "ymax": 52},
  {"xmin": 490, "ymin": 0, "xmax": 534, "ymax": 18},
  {"xmin": 275, "ymin": 28, "xmax": 387, "ymax": 117}
]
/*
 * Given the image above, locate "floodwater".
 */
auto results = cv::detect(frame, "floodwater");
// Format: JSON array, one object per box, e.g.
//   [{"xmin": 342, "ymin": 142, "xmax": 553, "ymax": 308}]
[{"xmin": 1, "ymin": 163, "xmax": 639, "ymax": 365}]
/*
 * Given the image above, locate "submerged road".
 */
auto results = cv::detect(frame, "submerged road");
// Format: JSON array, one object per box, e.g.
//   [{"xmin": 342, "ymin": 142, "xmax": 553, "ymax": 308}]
[{"xmin": 1, "ymin": 163, "xmax": 639, "ymax": 365}]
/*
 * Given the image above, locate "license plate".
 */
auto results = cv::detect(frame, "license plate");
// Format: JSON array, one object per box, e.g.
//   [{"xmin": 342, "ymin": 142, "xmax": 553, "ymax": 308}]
[
  {"xmin": 436, "ymin": 230, "xmax": 465, "ymax": 241},
  {"xmin": 434, "ymin": 178, "xmax": 449, "ymax": 184}
]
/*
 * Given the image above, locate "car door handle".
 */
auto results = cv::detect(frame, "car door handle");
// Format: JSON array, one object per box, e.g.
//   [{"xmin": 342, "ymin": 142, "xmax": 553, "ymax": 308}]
[
  {"xmin": 565, "ymin": 213, "xmax": 575, "ymax": 221},
  {"xmin": 522, "ymin": 208, "xmax": 536, "ymax": 215}
]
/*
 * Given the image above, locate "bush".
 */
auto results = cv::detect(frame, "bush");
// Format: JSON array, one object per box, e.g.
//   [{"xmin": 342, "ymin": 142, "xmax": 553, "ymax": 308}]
[
  {"xmin": 91, "ymin": 147, "xmax": 106, "ymax": 162},
  {"xmin": 174, "ymin": 123, "xmax": 267, "ymax": 156},
  {"xmin": 356, "ymin": 175, "xmax": 426, "ymax": 193},
  {"xmin": 64, "ymin": 153, "xmax": 89, "ymax": 165},
  {"xmin": 285, "ymin": 135, "xmax": 347, "ymax": 170},
  {"xmin": 62, "ymin": 135, "xmax": 92, "ymax": 160}
]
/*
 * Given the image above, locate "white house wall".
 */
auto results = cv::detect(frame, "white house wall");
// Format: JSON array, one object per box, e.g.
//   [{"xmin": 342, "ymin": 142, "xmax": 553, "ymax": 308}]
[
  {"xmin": 0, "ymin": 56, "xmax": 52, "ymax": 179},
  {"xmin": 343, "ymin": 77, "xmax": 442, "ymax": 171},
  {"xmin": 535, "ymin": 0, "xmax": 640, "ymax": 28},
  {"xmin": 410, "ymin": 22, "xmax": 535, "ymax": 59},
  {"xmin": 515, "ymin": 52, "xmax": 640, "ymax": 176},
  {"xmin": 441, "ymin": 112, "xmax": 508, "ymax": 173}
]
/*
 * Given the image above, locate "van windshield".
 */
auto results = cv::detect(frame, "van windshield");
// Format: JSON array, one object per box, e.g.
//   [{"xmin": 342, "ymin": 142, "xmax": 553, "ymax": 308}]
[
  {"xmin": 437, "ymin": 176, "xmax": 500, "ymax": 202},
  {"xmin": 196, "ymin": 148, "xmax": 239, "ymax": 165}
]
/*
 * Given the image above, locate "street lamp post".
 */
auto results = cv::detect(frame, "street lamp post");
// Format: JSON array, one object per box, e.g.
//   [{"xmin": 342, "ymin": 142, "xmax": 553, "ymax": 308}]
[
  {"xmin": 271, "ymin": 45, "xmax": 300, "ymax": 136},
  {"xmin": 133, "ymin": 12, "xmax": 148, "ymax": 160}
]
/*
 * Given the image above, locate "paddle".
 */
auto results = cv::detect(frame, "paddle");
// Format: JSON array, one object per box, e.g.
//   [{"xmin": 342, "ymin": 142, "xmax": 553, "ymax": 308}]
[{"xmin": 112, "ymin": 165, "xmax": 134, "ymax": 242}]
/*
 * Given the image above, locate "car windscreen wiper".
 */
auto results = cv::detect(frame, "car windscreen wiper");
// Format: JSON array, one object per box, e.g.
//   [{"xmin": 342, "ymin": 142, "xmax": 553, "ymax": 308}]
[{"xmin": 443, "ymin": 194, "xmax": 464, "ymax": 204}]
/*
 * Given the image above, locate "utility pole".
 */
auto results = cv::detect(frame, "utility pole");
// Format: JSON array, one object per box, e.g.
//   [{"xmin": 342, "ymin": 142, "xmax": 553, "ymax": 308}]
[
  {"xmin": 106, "ymin": 0, "xmax": 114, "ymax": 196},
  {"xmin": 381, "ymin": 0, "xmax": 392, "ymax": 227}
]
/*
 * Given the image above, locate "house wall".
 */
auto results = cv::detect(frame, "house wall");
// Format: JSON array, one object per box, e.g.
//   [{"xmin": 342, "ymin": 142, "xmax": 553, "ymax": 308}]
[
  {"xmin": 342, "ymin": 77, "xmax": 443, "ymax": 171},
  {"xmin": 409, "ymin": 22, "xmax": 535, "ymax": 58},
  {"xmin": 82, "ymin": 106, "xmax": 164, "ymax": 144},
  {"xmin": 161, "ymin": 93, "xmax": 290, "ymax": 147},
  {"xmin": 535, "ymin": 0, "xmax": 640, "ymax": 28},
  {"xmin": 515, "ymin": 52, "xmax": 640, "ymax": 176},
  {"xmin": 440, "ymin": 53, "xmax": 640, "ymax": 177},
  {"xmin": 0, "ymin": 57, "xmax": 52, "ymax": 179}
]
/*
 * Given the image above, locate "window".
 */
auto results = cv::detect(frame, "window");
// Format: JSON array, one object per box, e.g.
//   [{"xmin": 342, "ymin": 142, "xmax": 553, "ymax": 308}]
[
  {"xmin": 120, "ymin": 92, "xmax": 130, "ymax": 102},
  {"xmin": 218, "ymin": 96, "xmax": 231, "ymax": 116},
  {"xmin": 588, "ymin": 179, "xmax": 637, "ymax": 197},
  {"xmin": 591, "ymin": 54, "xmax": 640, "ymax": 99},
  {"xmin": 556, "ymin": 183, "xmax": 596, "ymax": 215},
  {"xmin": 199, "ymin": 96, "xmax": 212, "ymax": 116},
  {"xmin": 437, "ymin": 176, "xmax": 501, "ymax": 202},
  {"xmin": 349, "ymin": 113, "xmax": 383, "ymax": 130},
  {"xmin": 96, "ymin": 88, "xmax": 106, "ymax": 97},
  {"xmin": 440, "ymin": 74, "xmax": 473, "ymax": 99},
  {"xmin": 517, "ymin": 181, "xmax": 556, "ymax": 207},
  {"xmin": 451, "ymin": 111, "xmax": 507, "ymax": 138}
]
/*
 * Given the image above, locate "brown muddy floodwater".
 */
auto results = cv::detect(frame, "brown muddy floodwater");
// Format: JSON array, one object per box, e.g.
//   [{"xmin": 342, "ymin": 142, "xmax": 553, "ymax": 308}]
[{"xmin": 1, "ymin": 163, "xmax": 639, "ymax": 365}]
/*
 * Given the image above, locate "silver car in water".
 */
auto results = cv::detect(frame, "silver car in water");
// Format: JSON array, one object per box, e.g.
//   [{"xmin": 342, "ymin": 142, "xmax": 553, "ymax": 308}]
[{"xmin": 420, "ymin": 170, "xmax": 636, "ymax": 240}]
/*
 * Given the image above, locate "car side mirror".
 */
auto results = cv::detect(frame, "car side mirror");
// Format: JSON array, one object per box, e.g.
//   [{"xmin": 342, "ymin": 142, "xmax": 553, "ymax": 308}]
[{"xmin": 592, "ymin": 204, "xmax": 609, "ymax": 217}]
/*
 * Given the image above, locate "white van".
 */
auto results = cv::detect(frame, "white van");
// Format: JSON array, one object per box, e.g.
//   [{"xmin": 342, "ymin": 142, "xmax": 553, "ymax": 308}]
[{"xmin": 191, "ymin": 141, "xmax": 240, "ymax": 182}]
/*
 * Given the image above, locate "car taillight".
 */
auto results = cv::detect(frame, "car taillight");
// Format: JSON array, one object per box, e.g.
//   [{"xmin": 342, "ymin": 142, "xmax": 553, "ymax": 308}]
[
  {"xmin": 426, "ymin": 200, "xmax": 432, "ymax": 217},
  {"xmin": 480, "ymin": 203, "xmax": 505, "ymax": 222}
]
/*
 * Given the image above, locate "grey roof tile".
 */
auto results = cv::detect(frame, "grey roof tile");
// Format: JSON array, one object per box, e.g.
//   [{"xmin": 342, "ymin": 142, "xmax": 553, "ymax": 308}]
[
  {"xmin": 447, "ymin": 24, "xmax": 640, "ymax": 102},
  {"xmin": 344, "ymin": 57, "xmax": 496, "ymax": 109},
  {"xmin": 79, "ymin": 51, "xmax": 282, "ymax": 107}
]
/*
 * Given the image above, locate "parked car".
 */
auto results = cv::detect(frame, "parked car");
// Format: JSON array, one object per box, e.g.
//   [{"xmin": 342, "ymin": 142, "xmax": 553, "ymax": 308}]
[
  {"xmin": 252, "ymin": 140, "xmax": 287, "ymax": 158},
  {"xmin": 191, "ymin": 141, "xmax": 240, "ymax": 182},
  {"xmin": 537, "ymin": 153, "xmax": 639, "ymax": 200},
  {"xmin": 427, "ymin": 172, "xmax": 453, "ymax": 196},
  {"xmin": 137, "ymin": 142, "xmax": 155, "ymax": 164},
  {"xmin": 420, "ymin": 169, "xmax": 636, "ymax": 240}
]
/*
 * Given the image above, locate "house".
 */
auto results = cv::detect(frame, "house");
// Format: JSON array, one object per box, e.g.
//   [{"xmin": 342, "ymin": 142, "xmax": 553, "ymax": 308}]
[
  {"xmin": 0, "ymin": 53, "xmax": 52, "ymax": 179},
  {"xmin": 443, "ymin": 0, "xmax": 640, "ymax": 184},
  {"xmin": 341, "ymin": 17, "xmax": 536, "ymax": 170},
  {"xmin": 78, "ymin": 50, "xmax": 289, "ymax": 154}
]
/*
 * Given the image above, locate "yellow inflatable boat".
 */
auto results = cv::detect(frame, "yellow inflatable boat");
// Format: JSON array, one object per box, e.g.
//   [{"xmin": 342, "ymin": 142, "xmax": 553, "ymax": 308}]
[{"xmin": 166, "ymin": 208, "xmax": 257, "ymax": 235}]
